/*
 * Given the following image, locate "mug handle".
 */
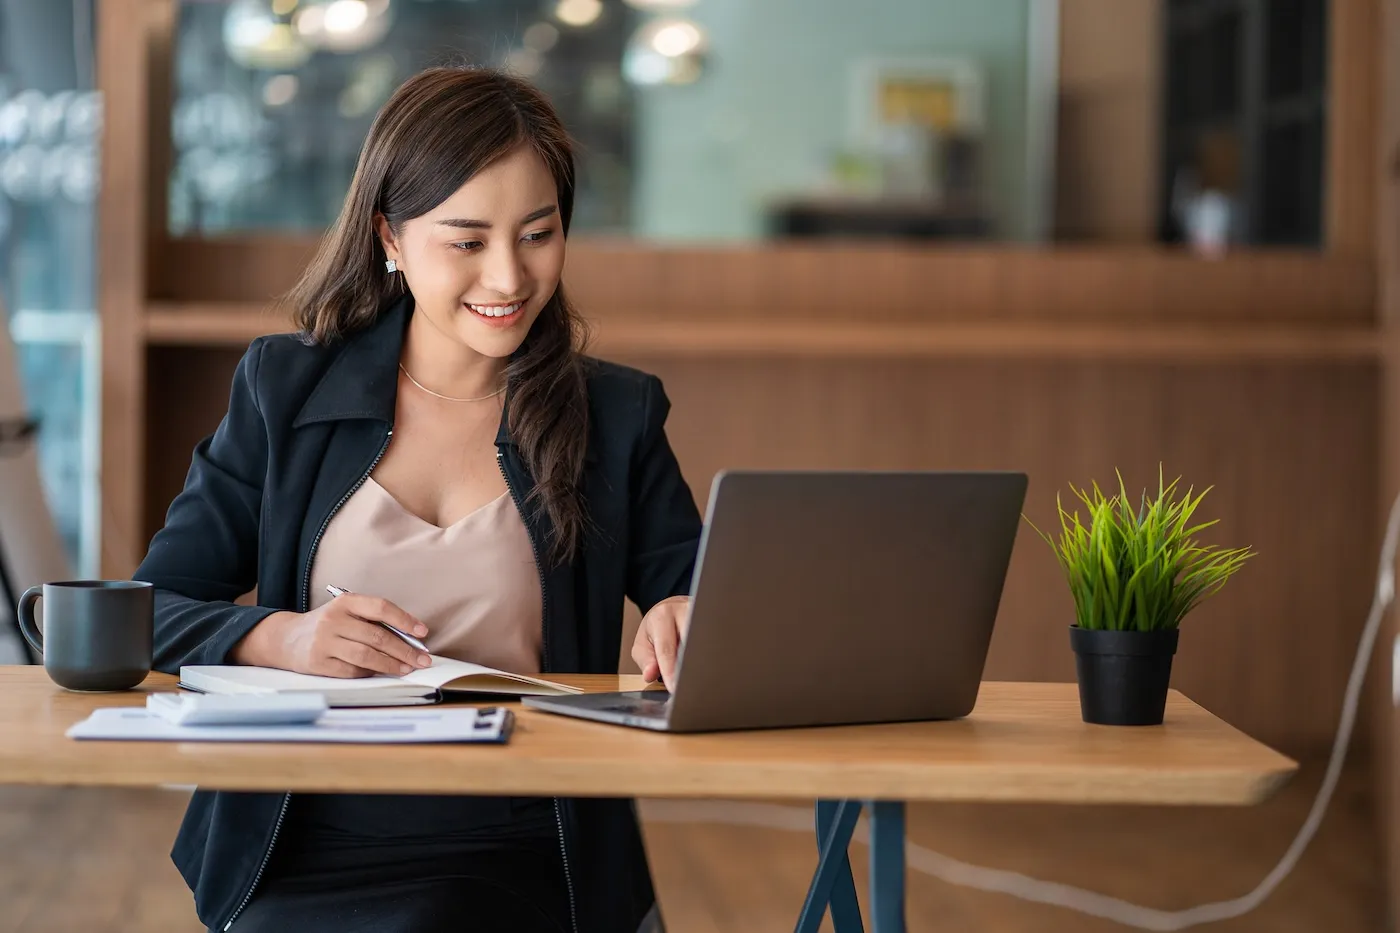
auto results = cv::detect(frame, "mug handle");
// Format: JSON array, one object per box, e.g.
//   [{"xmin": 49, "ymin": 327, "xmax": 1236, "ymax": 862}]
[{"xmin": 16, "ymin": 585, "xmax": 43, "ymax": 655}]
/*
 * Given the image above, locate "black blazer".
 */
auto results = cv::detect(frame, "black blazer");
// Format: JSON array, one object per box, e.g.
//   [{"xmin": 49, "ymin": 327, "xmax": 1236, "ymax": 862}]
[{"xmin": 134, "ymin": 294, "xmax": 704, "ymax": 932}]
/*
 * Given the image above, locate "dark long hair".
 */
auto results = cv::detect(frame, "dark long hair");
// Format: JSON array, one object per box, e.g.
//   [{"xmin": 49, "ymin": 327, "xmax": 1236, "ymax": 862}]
[{"xmin": 284, "ymin": 67, "xmax": 590, "ymax": 565}]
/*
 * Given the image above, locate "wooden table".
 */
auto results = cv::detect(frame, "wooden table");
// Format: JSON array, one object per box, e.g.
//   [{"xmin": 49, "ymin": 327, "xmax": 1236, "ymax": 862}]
[{"xmin": 0, "ymin": 668, "xmax": 1296, "ymax": 933}]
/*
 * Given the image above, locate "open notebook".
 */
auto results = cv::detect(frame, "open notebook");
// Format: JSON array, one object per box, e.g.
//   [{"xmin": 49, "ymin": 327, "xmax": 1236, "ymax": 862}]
[{"xmin": 179, "ymin": 656, "xmax": 582, "ymax": 707}]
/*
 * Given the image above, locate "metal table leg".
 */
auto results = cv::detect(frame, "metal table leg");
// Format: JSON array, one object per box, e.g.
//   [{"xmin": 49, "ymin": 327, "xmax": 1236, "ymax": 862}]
[
  {"xmin": 795, "ymin": 799, "xmax": 907, "ymax": 933},
  {"xmin": 795, "ymin": 800, "xmax": 862, "ymax": 933},
  {"xmin": 868, "ymin": 801, "xmax": 906, "ymax": 932},
  {"xmin": 815, "ymin": 800, "xmax": 865, "ymax": 932}
]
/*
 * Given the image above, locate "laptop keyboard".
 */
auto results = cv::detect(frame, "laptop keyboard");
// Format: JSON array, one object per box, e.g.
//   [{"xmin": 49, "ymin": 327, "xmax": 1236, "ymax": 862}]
[{"xmin": 597, "ymin": 691, "xmax": 671, "ymax": 718}]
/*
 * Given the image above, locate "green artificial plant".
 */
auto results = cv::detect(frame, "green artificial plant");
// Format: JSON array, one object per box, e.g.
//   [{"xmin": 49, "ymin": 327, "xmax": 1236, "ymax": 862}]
[{"xmin": 1025, "ymin": 467, "xmax": 1254, "ymax": 632}]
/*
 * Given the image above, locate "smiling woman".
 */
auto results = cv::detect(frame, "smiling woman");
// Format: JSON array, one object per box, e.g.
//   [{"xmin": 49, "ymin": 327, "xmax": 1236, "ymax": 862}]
[
  {"xmin": 132, "ymin": 66, "xmax": 704, "ymax": 933},
  {"xmin": 288, "ymin": 68, "xmax": 588, "ymax": 562}
]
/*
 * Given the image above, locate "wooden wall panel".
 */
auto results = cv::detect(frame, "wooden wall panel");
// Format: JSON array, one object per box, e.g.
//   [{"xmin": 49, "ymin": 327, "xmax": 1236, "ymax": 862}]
[
  {"xmin": 1328, "ymin": 0, "xmax": 1383, "ymax": 255},
  {"xmin": 95, "ymin": 0, "xmax": 149, "ymax": 577},
  {"xmin": 143, "ymin": 348, "xmax": 247, "ymax": 549},
  {"xmin": 155, "ymin": 239, "xmax": 1376, "ymax": 326},
  {"xmin": 143, "ymin": 346, "xmax": 1378, "ymax": 757},
  {"xmin": 97, "ymin": 0, "xmax": 168, "ymax": 579},
  {"xmin": 151, "ymin": 237, "xmax": 322, "ymax": 306},
  {"xmin": 568, "ymin": 248, "xmax": 1374, "ymax": 325}
]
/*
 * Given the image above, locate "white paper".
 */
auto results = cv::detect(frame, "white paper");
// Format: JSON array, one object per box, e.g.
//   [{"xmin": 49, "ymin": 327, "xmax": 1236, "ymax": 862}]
[
  {"xmin": 66, "ymin": 706, "xmax": 513, "ymax": 744},
  {"xmin": 180, "ymin": 656, "xmax": 580, "ymax": 700}
]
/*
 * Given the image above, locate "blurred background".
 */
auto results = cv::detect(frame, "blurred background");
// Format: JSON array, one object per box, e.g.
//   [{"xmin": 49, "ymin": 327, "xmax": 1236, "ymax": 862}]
[
  {"xmin": 1, "ymin": 1, "xmax": 1399, "ymax": 931},
  {"xmin": 0, "ymin": 0, "xmax": 1348, "ymax": 580}
]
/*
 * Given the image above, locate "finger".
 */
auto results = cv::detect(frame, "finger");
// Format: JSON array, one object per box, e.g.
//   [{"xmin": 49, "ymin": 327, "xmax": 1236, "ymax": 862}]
[
  {"xmin": 632, "ymin": 638, "xmax": 660, "ymax": 684},
  {"xmin": 652, "ymin": 624, "xmax": 680, "ymax": 686},
  {"xmin": 311, "ymin": 657, "xmax": 375, "ymax": 679},
  {"xmin": 331, "ymin": 636, "xmax": 421, "ymax": 677},
  {"xmin": 332, "ymin": 606, "xmax": 432, "ymax": 666},
  {"xmin": 336, "ymin": 618, "xmax": 432, "ymax": 671},
  {"xmin": 338, "ymin": 594, "xmax": 428, "ymax": 638}
]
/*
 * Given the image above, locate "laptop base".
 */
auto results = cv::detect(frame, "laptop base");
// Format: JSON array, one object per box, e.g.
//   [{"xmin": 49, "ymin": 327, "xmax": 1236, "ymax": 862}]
[{"xmin": 523, "ymin": 691, "xmax": 674, "ymax": 731}]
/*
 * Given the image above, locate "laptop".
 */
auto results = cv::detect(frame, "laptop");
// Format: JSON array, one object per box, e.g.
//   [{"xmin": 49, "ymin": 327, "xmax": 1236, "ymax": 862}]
[{"xmin": 523, "ymin": 469, "xmax": 1028, "ymax": 733}]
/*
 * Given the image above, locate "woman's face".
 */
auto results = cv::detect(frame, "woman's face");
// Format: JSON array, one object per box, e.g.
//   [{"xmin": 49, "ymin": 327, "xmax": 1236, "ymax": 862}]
[{"xmin": 376, "ymin": 144, "xmax": 565, "ymax": 361}]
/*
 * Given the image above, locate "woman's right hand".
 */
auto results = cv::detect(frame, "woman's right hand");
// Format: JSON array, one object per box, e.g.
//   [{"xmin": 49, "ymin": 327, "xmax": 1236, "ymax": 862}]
[{"xmin": 231, "ymin": 593, "xmax": 433, "ymax": 677}]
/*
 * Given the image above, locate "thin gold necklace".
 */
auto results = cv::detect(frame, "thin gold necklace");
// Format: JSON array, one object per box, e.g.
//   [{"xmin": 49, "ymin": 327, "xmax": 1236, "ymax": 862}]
[{"xmin": 398, "ymin": 363, "xmax": 505, "ymax": 402}]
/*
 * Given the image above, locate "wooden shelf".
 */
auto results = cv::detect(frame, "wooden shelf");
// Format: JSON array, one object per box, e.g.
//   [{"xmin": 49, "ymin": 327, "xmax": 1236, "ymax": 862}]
[
  {"xmin": 146, "ymin": 303, "xmax": 291, "ymax": 345},
  {"xmin": 589, "ymin": 321, "xmax": 1382, "ymax": 361},
  {"xmin": 145, "ymin": 303, "xmax": 1382, "ymax": 361}
]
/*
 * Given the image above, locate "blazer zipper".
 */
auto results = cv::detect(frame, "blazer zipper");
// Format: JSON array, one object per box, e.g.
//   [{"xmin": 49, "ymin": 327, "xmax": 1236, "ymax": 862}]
[
  {"xmin": 498, "ymin": 449, "xmax": 579, "ymax": 933},
  {"xmin": 223, "ymin": 426, "xmax": 395, "ymax": 931}
]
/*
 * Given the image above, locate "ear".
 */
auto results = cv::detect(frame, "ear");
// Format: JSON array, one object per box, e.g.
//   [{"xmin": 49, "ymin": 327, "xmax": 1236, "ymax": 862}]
[{"xmin": 373, "ymin": 213, "xmax": 401, "ymax": 262}]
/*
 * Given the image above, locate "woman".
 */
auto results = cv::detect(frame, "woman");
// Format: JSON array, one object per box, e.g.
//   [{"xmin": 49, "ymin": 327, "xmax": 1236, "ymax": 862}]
[{"xmin": 134, "ymin": 66, "xmax": 703, "ymax": 933}]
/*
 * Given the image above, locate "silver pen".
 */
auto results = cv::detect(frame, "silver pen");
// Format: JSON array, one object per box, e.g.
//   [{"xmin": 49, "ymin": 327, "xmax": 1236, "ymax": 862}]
[{"xmin": 325, "ymin": 584, "xmax": 432, "ymax": 655}]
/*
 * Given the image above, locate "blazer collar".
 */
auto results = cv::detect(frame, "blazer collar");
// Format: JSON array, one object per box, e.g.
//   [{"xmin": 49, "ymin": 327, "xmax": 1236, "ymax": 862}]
[{"xmin": 292, "ymin": 293, "xmax": 515, "ymax": 448}]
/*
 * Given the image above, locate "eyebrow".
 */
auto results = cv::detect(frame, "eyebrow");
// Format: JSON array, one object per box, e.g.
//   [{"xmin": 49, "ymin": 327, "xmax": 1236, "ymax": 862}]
[{"xmin": 435, "ymin": 205, "xmax": 558, "ymax": 230}]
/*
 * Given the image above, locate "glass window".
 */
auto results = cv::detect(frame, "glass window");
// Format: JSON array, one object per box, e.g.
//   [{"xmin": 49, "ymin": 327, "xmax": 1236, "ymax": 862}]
[
  {"xmin": 0, "ymin": 0, "xmax": 100, "ymax": 582},
  {"xmin": 168, "ymin": 1, "xmax": 1334, "ymax": 249},
  {"xmin": 169, "ymin": 0, "xmax": 1058, "ymax": 244},
  {"xmin": 169, "ymin": 0, "xmax": 637, "ymax": 235}
]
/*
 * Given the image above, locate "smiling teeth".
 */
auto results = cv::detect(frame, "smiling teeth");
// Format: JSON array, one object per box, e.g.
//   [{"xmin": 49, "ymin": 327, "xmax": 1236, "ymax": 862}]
[{"xmin": 469, "ymin": 302, "xmax": 522, "ymax": 318}]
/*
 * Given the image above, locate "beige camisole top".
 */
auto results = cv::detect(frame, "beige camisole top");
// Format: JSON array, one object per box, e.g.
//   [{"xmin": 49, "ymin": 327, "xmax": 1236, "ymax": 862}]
[{"xmin": 306, "ymin": 476, "xmax": 543, "ymax": 674}]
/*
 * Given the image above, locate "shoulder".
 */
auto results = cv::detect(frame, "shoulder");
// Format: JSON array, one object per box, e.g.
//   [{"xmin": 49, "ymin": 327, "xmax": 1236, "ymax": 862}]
[
  {"xmin": 230, "ymin": 330, "xmax": 340, "ymax": 418},
  {"xmin": 582, "ymin": 356, "xmax": 669, "ymax": 424},
  {"xmin": 252, "ymin": 329, "xmax": 337, "ymax": 372},
  {"xmin": 583, "ymin": 356, "xmax": 656, "ymax": 407},
  {"xmin": 580, "ymin": 356, "xmax": 673, "ymax": 453}
]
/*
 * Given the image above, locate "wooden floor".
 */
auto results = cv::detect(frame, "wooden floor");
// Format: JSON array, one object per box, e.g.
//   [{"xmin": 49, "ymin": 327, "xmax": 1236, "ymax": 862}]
[{"xmin": 0, "ymin": 758, "xmax": 1383, "ymax": 932}]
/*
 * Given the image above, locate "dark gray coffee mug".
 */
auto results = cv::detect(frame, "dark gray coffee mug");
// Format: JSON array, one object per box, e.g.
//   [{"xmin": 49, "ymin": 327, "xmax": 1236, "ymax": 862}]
[{"xmin": 17, "ymin": 580, "xmax": 154, "ymax": 691}]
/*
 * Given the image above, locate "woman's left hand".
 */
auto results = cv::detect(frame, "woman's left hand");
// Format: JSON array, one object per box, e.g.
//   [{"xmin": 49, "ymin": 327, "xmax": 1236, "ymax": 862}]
[{"xmin": 632, "ymin": 595, "xmax": 691, "ymax": 686}]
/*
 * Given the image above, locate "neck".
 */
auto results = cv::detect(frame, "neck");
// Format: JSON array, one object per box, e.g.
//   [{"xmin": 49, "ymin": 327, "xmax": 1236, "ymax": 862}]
[{"xmin": 400, "ymin": 306, "xmax": 507, "ymax": 399}]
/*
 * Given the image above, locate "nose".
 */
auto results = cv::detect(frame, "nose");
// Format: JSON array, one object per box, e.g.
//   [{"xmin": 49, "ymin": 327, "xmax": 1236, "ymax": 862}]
[{"xmin": 478, "ymin": 240, "xmax": 526, "ymax": 299}]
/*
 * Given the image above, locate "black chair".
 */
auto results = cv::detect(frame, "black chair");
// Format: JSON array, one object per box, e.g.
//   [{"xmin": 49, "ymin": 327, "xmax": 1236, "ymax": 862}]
[{"xmin": 0, "ymin": 416, "xmax": 42, "ymax": 664}]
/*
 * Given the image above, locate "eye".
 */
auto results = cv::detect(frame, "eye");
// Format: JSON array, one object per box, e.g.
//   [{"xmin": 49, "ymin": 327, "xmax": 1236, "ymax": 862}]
[
  {"xmin": 450, "ymin": 240, "xmax": 483, "ymax": 252},
  {"xmin": 522, "ymin": 230, "xmax": 553, "ymax": 245}
]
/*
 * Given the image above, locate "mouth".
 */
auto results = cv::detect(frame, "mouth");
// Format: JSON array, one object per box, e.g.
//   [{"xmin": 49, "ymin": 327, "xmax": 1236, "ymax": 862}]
[{"xmin": 465, "ymin": 300, "xmax": 527, "ymax": 327}]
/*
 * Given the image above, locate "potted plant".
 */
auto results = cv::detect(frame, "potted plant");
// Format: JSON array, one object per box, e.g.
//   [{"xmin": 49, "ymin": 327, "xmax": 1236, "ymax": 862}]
[{"xmin": 1026, "ymin": 468, "xmax": 1254, "ymax": 726}]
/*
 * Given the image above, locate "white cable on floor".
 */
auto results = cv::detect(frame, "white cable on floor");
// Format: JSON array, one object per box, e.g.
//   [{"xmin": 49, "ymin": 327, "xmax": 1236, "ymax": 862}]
[{"xmin": 646, "ymin": 490, "xmax": 1400, "ymax": 930}]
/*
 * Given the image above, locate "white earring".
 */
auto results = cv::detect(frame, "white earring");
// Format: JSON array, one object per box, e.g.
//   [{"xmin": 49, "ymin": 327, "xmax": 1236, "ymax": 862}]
[{"xmin": 385, "ymin": 259, "xmax": 398, "ymax": 274}]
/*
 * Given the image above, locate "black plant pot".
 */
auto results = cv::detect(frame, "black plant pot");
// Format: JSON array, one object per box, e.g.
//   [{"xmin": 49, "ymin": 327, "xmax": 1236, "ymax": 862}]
[{"xmin": 1069, "ymin": 626, "xmax": 1180, "ymax": 726}]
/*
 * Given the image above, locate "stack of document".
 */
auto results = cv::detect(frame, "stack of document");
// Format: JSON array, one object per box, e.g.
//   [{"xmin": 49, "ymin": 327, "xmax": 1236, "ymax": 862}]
[{"xmin": 67, "ymin": 705, "xmax": 515, "ymax": 744}]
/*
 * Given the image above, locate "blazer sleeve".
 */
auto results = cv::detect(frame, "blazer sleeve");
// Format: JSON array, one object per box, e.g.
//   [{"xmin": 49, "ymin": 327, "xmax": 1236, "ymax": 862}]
[
  {"xmin": 133, "ymin": 338, "xmax": 279, "ymax": 672},
  {"xmin": 625, "ymin": 375, "xmax": 704, "ymax": 614}
]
